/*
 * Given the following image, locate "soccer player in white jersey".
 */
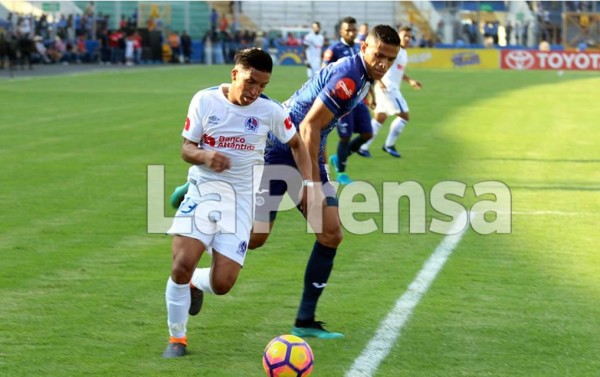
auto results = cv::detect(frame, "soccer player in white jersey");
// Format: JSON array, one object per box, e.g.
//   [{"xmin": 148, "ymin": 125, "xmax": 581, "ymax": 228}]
[
  {"xmin": 303, "ymin": 21, "xmax": 324, "ymax": 77},
  {"xmin": 360, "ymin": 26, "xmax": 422, "ymax": 158},
  {"xmin": 162, "ymin": 48, "xmax": 312, "ymax": 358}
]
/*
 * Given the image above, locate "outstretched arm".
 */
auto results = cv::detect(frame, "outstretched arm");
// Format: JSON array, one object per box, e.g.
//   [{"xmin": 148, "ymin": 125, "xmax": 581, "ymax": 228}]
[
  {"xmin": 403, "ymin": 74, "xmax": 422, "ymax": 90},
  {"xmin": 298, "ymin": 98, "xmax": 335, "ymax": 181}
]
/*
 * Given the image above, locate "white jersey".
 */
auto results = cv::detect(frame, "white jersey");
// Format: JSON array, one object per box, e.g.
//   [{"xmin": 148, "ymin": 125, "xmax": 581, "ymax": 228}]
[
  {"xmin": 182, "ymin": 84, "xmax": 296, "ymax": 196},
  {"xmin": 381, "ymin": 48, "xmax": 408, "ymax": 91},
  {"xmin": 303, "ymin": 31, "xmax": 324, "ymax": 62}
]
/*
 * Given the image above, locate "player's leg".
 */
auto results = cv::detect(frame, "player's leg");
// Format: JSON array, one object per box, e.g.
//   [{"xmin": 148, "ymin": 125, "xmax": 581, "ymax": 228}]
[
  {"xmin": 170, "ymin": 181, "xmax": 190, "ymax": 209},
  {"xmin": 163, "ymin": 235, "xmax": 206, "ymax": 358},
  {"xmin": 293, "ymin": 181, "xmax": 344, "ymax": 339},
  {"xmin": 330, "ymin": 113, "xmax": 353, "ymax": 185},
  {"xmin": 348, "ymin": 103, "xmax": 373, "ymax": 158},
  {"xmin": 382, "ymin": 92, "xmax": 409, "ymax": 158},
  {"xmin": 361, "ymin": 84, "xmax": 393, "ymax": 154},
  {"xmin": 383, "ymin": 112, "xmax": 409, "ymax": 158}
]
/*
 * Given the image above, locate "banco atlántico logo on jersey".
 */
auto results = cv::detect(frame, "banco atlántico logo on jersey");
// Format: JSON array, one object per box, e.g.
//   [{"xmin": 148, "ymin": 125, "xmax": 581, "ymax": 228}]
[
  {"xmin": 334, "ymin": 78, "xmax": 356, "ymax": 100},
  {"xmin": 244, "ymin": 116, "xmax": 259, "ymax": 133},
  {"xmin": 215, "ymin": 136, "xmax": 255, "ymax": 150},
  {"xmin": 202, "ymin": 134, "xmax": 216, "ymax": 146}
]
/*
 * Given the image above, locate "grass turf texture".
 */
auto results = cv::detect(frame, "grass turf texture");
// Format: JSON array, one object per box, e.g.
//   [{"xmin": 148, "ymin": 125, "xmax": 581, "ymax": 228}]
[{"xmin": 1, "ymin": 65, "xmax": 599, "ymax": 376}]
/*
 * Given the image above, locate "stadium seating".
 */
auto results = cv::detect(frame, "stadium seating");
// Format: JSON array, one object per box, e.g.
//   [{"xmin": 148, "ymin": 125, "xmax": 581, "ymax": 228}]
[{"xmin": 73, "ymin": 1, "xmax": 209, "ymax": 39}]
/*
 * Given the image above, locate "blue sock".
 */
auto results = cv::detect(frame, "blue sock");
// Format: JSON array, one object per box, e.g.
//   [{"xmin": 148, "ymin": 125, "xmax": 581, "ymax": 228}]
[
  {"xmin": 336, "ymin": 140, "xmax": 350, "ymax": 173},
  {"xmin": 296, "ymin": 241, "xmax": 337, "ymax": 322},
  {"xmin": 349, "ymin": 135, "xmax": 368, "ymax": 153}
]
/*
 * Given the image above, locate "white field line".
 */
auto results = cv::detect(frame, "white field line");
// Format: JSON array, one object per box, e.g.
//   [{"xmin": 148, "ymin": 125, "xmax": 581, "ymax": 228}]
[
  {"xmin": 509, "ymin": 210, "xmax": 595, "ymax": 216},
  {"xmin": 345, "ymin": 211, "xmax": 469, "ymax": 377}
]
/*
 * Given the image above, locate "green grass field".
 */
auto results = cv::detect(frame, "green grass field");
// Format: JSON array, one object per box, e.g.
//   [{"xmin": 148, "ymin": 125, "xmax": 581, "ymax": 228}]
[{"xmin": 1, "ymin": 64, "xmax": 599, "ymax": 376}]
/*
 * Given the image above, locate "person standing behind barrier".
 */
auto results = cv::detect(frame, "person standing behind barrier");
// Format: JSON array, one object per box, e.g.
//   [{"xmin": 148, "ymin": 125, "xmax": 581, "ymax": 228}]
[
  {"xmin": 360, "ymin": 26, "xmax": 422, "ymax": 158},
  {"xmin": 303, "ymin": 21, "xmax": 324, "ymax": 77}
]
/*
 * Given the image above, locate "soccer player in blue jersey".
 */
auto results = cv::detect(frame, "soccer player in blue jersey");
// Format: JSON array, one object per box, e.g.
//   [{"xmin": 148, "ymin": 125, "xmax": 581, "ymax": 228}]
[
  {"xmin": 322, "ymin": 17, "xmax": 377, "ymax": 185},
  {"xmin": 250, "ymin": 25, "xmax": 400, "ymax": 339}
]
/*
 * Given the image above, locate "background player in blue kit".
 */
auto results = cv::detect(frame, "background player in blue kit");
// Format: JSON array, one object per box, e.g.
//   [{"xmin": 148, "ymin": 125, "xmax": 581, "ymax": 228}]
[
  {"xmin": 322, "ymin": 17, "xmax": 377, "ymax": 185},
  {"xmin": 250, "ymin": 25, "xmax": 400, "ymax": 339}
]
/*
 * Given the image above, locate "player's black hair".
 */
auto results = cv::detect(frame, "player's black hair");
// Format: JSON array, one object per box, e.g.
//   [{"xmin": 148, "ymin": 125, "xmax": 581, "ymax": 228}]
[
  {"xmin": 234, "ymin": 47, "xmax": 273, "ymax": 73},
  {"xmin": 340, "ymin": 16, "xmax": 357, "ymax": 26},
  {"xmin": 368, "ymin": 25, "xmax": 401, "ymax": 46},
  {"xmin": 313, "ymin": 21, "xmax": 321, "ymax": 27}
]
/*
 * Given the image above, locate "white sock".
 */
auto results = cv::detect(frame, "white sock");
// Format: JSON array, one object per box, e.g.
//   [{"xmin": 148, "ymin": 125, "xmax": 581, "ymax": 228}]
[
  {"xmin": 385, "ymin": 117, "xmax": 407, "ymax": 147},
  {"xmin": 165, "ymin": 277, "xmax": 190, "ymax": 338},
  {"xmin": 190, "ymin": 268, "xmax": 215, "ymax": 294},
  {"xmin": 361, "ymin": 119, "xmax": 382, "ymax": 150}
]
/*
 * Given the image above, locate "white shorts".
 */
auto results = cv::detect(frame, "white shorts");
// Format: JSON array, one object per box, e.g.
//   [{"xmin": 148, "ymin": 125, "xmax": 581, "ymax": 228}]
[
  {"xmin": 374, "ymin": 85, "xmax": 409, "ymax": 115},
  {"xmin": 167, "ymin": 181, "xmax": 252, "ymax": 266},
  {"xmin": 307, "ymin": 57, "xmax": 322, "ymax": 74}
]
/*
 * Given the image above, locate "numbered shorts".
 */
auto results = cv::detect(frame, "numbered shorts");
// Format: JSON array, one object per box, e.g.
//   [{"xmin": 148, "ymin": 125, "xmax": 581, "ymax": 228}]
[
  {"xmin": 374, "ymin": 85, "xmax": 409, "ymax": 115},
  {"xmin": 337, "ymin": 101, "xmax": 373, "ymax": 138},
  {"xmin": 167, "ymin": 181, "xmax": 252, "ymax": 266}
]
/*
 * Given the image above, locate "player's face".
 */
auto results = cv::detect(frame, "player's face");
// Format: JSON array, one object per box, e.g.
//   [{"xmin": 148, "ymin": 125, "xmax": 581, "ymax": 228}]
[
  {"xmin": 339, "ymin": 22, "xmax": 357, "ymax": 45},
  {"xmin": 361, "ymin": 39, "xmax": 400, "ymax": 80},
  {"xmin": 230, "ymin": 66, "xmax": 270, "ymax": 106},
  {"xmin": 400, "ymin": 30, "xmax": 412, "ymax": 48},
  {"xmin": 312, "ymin": 23, "xmax": 320, "ymax": 33}
]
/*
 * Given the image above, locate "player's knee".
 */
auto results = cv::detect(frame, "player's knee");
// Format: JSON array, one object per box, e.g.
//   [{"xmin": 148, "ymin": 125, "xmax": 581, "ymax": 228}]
[
  {"xmin": 171, "ymin": 264, "xmax": 193, "ymax": 285},
  {"xmin": 249, "ymin": 233, "xmax": 269, "ymax": 250},
  {"xmin": 318, "ymin": 228, "xmax": 343, "ymax": 248},
  {"xmin": 361, "ymin": 132, "xmax": 372, "ymax": 141},
  {"xmin": 211, "ymin": 278, "xmax": 235, "ymax": 295},
  {"xmin": 400, "ymin": 113, "xmax": 410, "ymax": 122}
]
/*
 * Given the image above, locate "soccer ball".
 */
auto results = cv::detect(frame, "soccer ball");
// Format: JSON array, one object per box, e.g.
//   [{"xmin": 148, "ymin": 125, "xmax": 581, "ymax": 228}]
[{"xmin": 262, "ymin": 334, "xmax": 314, "ymax": 377}]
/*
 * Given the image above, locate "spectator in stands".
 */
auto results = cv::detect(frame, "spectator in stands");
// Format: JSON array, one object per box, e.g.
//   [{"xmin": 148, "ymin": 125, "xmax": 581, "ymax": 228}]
[
  {"xmin": 33, "ymin": 36, "xmax": 51, "ymax": 63},
  {"xmin": 505, "ymin": 21, "xmax": 513, "ymax": 45},
  {"xmin": 355, "ymin": 23, "xmax": 369, "ymax": 43},
  {"xmin": 168, "ymin": 31, "xmax": 181, "ymax": 63},
  {"xmin": 285, "ymin": 32, "xmax": 300, "ymax": 46},
  {"xmin": 123, "ymin": 32, "xmax": 133, "ymax": 66},
  {"xmin": 210, "ymin": 8, "xmax": 218, "ymax": 32},
  {"xmin": 253, "ymin": 31, "xmax": 268, "ymax": 50},
  {"xmin": 219, "ymin": 14, "xmax": 228, "ymax": 34},
  {"xmin": 75, "ymin": 34, "xmax": 88, "ymax": 62},
  {"xmin": 181, "ymin": 30, "xmax": 192, "ymax": 63}
]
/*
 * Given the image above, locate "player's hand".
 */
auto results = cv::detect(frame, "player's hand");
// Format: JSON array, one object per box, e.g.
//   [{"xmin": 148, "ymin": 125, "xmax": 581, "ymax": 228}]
[
  {"xmin": 205, "ymin": 150, "xmax": 231, "ymax": 172},
  {"xmin": 369, "ymin": 99, "xmax": 377, "ymax": 110},
  {"xmin": 301, "ymin": 181, "xmax": 325, "ymax": 232},
  {"xmin": 410, "ymin": 79, "xmax": 422, "ymax": 90}
]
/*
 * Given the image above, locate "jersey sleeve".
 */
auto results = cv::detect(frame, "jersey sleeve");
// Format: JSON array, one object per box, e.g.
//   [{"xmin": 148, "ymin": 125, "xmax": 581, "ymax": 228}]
[
  {"xmin": 270, "ymin": 106, "xmax": 296, "ymax": 144},
  {"xmin": 181, "ymin": 91, "xmax": 204, "ymax": 143},
  {"xmin": 317, "ymin": 67, "xmax": 359, "ymax": 117},
  {"xmin": 322, "ymin": 47, "xmax": 334, "ymax": 65}
]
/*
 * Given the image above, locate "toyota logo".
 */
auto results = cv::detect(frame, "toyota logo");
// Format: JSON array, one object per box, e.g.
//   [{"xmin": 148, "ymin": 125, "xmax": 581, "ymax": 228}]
[{"xmin": 505, "ymin": 50, "xmax": 535, "ymax": 70}]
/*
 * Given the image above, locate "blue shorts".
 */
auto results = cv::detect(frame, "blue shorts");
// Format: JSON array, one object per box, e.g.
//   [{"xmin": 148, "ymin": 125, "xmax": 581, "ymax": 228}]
[
  {"xmin": 256, "ymin": 150, "xmax": 338, "ymax": 222},
  {"xmin": 337, "ymin": 102, "xmax": 373, "ymax": 138}
]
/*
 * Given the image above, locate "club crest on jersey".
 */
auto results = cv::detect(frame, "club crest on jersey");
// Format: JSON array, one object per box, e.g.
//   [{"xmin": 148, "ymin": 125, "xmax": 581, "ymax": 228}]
[
  {"xmin": 244, "ymin": 117, "xmax": 259, "ymax": 133},
  {"xmin": 334, "ymin": 78, "xmax": 356, "ymax": 100}
]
